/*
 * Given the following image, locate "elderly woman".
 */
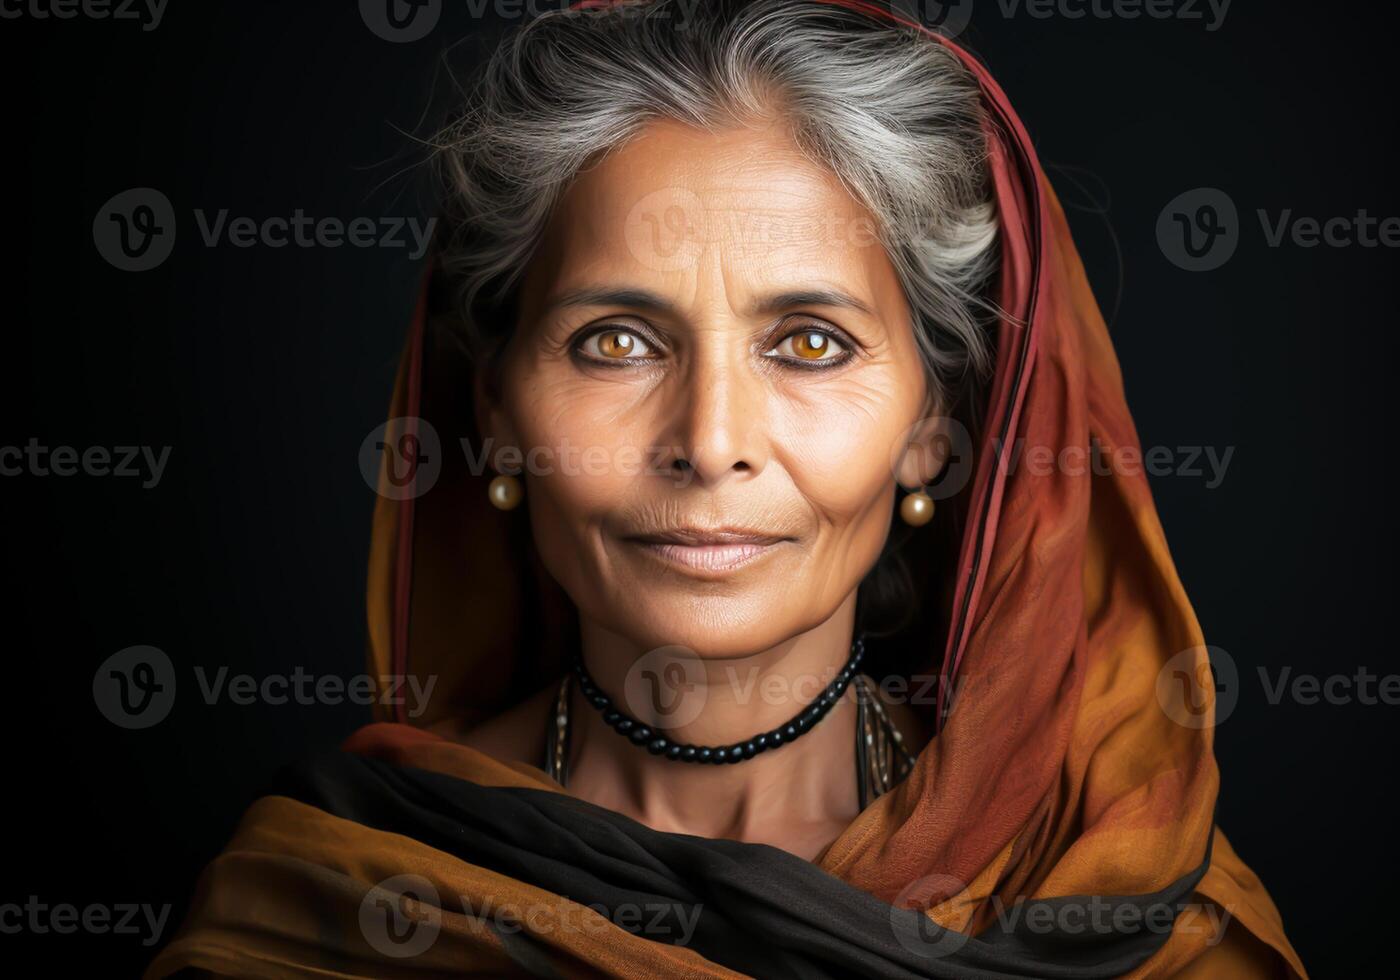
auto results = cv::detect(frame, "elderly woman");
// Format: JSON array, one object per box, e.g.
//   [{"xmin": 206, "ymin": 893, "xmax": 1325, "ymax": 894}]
[{"xmin": 148, "ymin": 1, "xmax": 1303, "ymax": 977}]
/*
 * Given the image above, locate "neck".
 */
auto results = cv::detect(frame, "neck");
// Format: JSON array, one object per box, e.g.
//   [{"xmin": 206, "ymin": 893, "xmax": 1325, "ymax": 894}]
[{"xmin": 565, "ymin": 597, "xmax": 862, "ymax": 855}]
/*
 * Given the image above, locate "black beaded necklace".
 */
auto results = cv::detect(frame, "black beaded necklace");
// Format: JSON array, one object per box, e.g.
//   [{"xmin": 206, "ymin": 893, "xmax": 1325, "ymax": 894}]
[{"xmin": 570, "ymin": 635, "xmax": 867, "ymax": 764}]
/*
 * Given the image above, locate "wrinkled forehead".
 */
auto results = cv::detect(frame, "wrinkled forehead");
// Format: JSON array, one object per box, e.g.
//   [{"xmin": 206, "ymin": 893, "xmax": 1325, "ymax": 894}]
[{"xmin": 522, "ymin": 118, "xmax": 900, "ymax": 312}]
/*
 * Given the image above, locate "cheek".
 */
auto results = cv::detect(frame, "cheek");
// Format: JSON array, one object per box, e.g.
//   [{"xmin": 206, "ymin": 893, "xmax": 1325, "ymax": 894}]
[
  {"xmin": 505, "ymin": 368, "xmax": 656, "ymax": 532},
  {"xmin": 504, "ymin": 379, "xmax": 631, "ymax": 612},
  {"xmin": 775, "ymin": 376, "xmax": 918, "ymax": 533}
]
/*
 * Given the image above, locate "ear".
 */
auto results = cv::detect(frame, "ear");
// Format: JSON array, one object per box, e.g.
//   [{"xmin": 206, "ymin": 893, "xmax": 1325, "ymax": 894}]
[
  {"xmin": 894, "ymin": 386, "xmax": 949, "ymax": 491},
  {"xmin": 472, "ymin": 354, "xmax": 522, "ymax": 474}
]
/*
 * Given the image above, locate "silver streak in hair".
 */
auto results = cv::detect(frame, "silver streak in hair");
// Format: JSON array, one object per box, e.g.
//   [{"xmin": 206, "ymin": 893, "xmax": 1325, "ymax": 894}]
[{"xmin": 432, "ymin": 0, "xmax": 1001, "ymax": 403}]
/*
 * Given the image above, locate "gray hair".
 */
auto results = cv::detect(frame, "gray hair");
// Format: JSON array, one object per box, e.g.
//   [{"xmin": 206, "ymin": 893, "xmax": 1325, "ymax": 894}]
[{"xmin": 432, "ymin": 0, "xmax": 1000, "ymax": 405}]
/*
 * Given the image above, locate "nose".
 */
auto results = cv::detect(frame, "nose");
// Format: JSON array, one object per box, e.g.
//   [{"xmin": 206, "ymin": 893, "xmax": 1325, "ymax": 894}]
[{"xmin": 659, "ymin": 344, "xmax": 769, "ymax": 487}]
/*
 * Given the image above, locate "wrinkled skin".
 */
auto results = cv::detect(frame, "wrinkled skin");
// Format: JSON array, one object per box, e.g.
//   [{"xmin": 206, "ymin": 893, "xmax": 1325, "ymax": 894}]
[{"xmin": 466, "ymin": 117, "xmax": 943, "ymax": 860}]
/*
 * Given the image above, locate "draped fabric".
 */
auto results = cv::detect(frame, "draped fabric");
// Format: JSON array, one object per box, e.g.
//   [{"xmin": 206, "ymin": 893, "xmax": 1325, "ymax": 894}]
[{"xmin": 146, "ymin": 2, "xmax": 1305, "ymax": 976}]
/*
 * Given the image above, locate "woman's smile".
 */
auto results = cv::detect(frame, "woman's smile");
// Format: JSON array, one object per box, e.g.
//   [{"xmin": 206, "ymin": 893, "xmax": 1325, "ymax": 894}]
[{"xmin": 621, "ymin": 526, "xmax": 795, "ymax": 575}]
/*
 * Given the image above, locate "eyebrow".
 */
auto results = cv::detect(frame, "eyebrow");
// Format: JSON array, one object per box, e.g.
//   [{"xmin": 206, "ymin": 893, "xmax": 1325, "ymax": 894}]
[{"xmin": 544, "ymin": 285, "xmax": 876, "ymax": 320}]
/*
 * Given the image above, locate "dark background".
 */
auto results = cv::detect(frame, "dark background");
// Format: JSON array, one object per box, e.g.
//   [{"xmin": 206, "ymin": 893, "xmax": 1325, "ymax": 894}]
[{"xmin": 4, "ymin": 1, "xmax": 1393, "ymax": 974}]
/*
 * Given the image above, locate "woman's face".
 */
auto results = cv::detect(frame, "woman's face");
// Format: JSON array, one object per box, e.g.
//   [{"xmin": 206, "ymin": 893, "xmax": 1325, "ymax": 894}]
[{"xmin": 481, "ymin": 117, "xmax": 942, "ymax": 657}]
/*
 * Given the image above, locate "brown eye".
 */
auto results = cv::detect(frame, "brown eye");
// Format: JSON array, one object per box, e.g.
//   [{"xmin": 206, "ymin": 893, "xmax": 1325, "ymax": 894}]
[
  {"xmin": 578, "ymin": 328, "xmax": 656, "ymax": 361},
  {"xmin": 768, "ymin": 329, "xmax": 848, "ymax": 364},
  {"xmin": 792, "ymin": 332, "xmax": 830, "ymax": 359}
]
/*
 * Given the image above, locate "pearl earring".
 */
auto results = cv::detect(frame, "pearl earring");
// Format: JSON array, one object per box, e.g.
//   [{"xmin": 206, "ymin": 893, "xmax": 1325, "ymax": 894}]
[
  {"xmin": 488, "ymin": 474, "xmax": 523, "ymax": 511},
  {"xmin": 900, "ymin": 486, "xmax": 935, "ymax": 526}
]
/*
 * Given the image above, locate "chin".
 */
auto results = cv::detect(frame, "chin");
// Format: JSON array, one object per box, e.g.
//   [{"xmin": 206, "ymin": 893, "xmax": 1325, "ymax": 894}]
[{"xmin": 600, "ymin": 593, "xmax": 827, "ymax": 661}]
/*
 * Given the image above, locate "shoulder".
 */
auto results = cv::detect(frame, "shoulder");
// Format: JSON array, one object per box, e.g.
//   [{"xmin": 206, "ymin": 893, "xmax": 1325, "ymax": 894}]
[{"xmin": 427, "ymin": 679, "xmax": 562, "ymax": 768}]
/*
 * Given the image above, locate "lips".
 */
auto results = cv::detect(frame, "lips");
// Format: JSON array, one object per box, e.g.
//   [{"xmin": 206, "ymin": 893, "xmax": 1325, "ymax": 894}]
[{"xmin": 623, "ymin": 527, "xmax": 793, "ymax": 573}]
